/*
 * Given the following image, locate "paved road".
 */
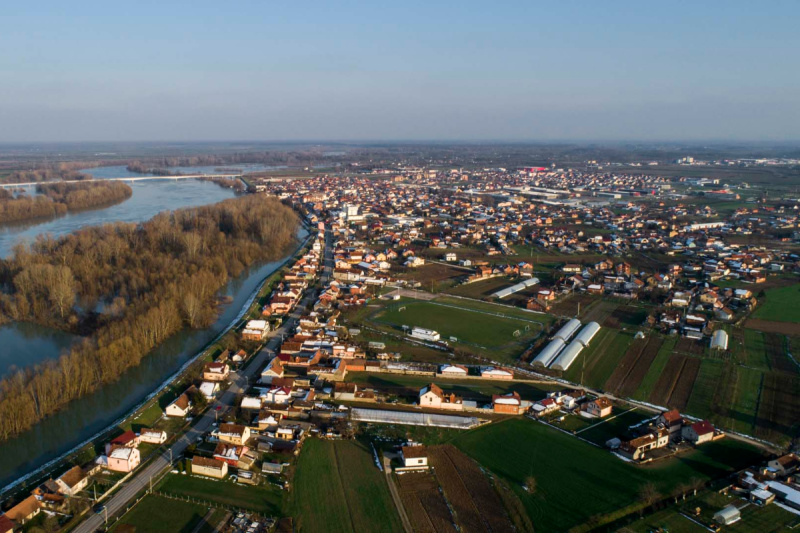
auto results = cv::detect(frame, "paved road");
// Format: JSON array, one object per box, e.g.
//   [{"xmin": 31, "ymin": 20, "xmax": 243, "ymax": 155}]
[{"xmin": 76, "ymin": 227, "xmax": 331, "ymax": 532}]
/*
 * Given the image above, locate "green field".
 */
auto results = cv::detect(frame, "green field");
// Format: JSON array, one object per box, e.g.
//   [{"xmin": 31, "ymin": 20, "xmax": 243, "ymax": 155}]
[
  {"xmin": 452, "ymin": 418, "xmax": 764, "ymax": 532},
  {"xmin": 563, "ymin": 328, "xmax": 635, "ymax": 388},
  {"xmin": 752, "ymin": 284, "xmax": 800, "ymax": 322},
  {"xmin": 112, "ymin": 494, "xmax": 213, "ymax": 533},
  {"xmin": 158, "ymin": 473, "xmax": 283, "ymax": 515},
  {"xmin": 375, "ymin": 299, "xmax": 545, "ymax": 347},
  {"xmin": 685, "ymin": 359, "xmax": 725, "ymax": 419},
  {"xmin": 633, "ymin": 336, "xmax": 678, "ymax": 400},
  {"xmin": 290, "ymin": 439, "xmax": 403, "ymax": 533}
]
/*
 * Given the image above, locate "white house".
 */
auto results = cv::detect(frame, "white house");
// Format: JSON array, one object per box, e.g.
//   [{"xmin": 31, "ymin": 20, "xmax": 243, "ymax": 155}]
[
  {"xmin": 139, "ymin": 429, "xmax": 167, "ymax": 445},
  {"xmin": 264, "ymin": 386, "xmax": 292, "ymax": 405},
  {"xmin": 439, "ymin": 364, "xmax": 468, "ymax": 377},
  {"xmin": 480, "ymin": 367, "xmax": 513, "ymax": 380},
  {"xmin": 400, "ymin": 445, "xmax": 428, "ymax": 468},
  {"xmin": 681, "ymin": 420, "xmax": 716, "ymax": 445},
  {"xmin": 240, "ymin": 396, "xmax": 263, "ymax": 410},
  {"xmin": 410, "ymin": 327, "xmax": 440, "ymax": 342},
  {"xmin": 199, "ymin": 381, "xmax": 219, "ymax": 399},
  {"xmin": 166, "ymin": 393, "xmax": 191, "ymax": 417}
]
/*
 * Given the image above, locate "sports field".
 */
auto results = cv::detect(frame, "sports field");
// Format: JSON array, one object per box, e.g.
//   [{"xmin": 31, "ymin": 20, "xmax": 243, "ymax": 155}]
[
  {"xmin": 453, "ymin": 418, "xmax": 763, "ymax": 532},
  {"xmin": 291, "ymin": 439, "xmax": 403, "ymax": 533},
  {"xmin": 368, "ymin": 296, "xmax": 551, "ymax": 363}
]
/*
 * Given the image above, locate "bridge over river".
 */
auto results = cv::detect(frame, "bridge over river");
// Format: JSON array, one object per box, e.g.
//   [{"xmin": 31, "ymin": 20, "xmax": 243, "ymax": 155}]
[{"xmin": 0, "ymin": 174, "xmax": 243, "ymax": 188}]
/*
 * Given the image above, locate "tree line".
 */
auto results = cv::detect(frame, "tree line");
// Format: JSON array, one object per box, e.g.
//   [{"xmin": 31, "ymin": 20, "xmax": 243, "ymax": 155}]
[
  {"xmin": 0, "ymin": 181, "xmax": 132, "ymax": 224},
  {"xmin": 0, "ymin": 195, "xmax": 299, "ymax": 441}
]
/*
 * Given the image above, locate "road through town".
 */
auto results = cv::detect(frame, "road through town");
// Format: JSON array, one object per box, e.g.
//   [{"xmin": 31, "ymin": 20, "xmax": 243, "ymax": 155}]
[{"xmin": 75, "ymin": 228, "xmax": 331, "ymax": 532}]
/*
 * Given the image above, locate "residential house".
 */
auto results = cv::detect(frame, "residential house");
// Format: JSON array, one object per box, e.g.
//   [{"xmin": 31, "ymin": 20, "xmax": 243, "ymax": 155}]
[
  {"xmin": 139, "ymin": 429, "xmax": 167, "ymax": 445},
  {"xmin": 419, "ymin": 383, "xmax": 463, "ymax": 411},
  {"xmin": 768, "ymin": 454, "xmax": 800, "ymax": 477},
  {"xmin": 681, "ymin": 420, "xmax": 716, "ymax": 445},
  {"xmin": 191, "ymin": 456, "xmax": 228, "ymax": 479},
  {"xmin": 242, "ymin": 319, "xmax": 270, "ymax": 341},
  {"xmin": 0, "ymin": 515, "xmax": 13, "ymax": 533},
  {"xmin": 492, "ymin": 392, "xmax": 523, "ymax": 415},
  {"xmin": 481, "ymin": 367, "xmax": 513, "ymax": 380},
  {"xmin": 217, "ymin": 423, "xmax": 251, "ymax": 446},
  {"xmin": 582, "ymin": 397, "xmax": 613, "ymax": 418},
  {"xmin": 213, "ymin": 443, "xmax": 249, "ymax": 466},
  {"xmin": 400, "ymin": 446, "xmax": 429, "ymax": 468},
  {"xmin": 105, "ymin": 430, "xmax": 139, "ymax": 455},
  {"xmin": 203, "ymin": 362, "xmax": 230, "ymax": 382},
  {"xmin": 55, "ymin": 466, "xmax": 89, "ymax": 497},
  {"xmin": 658, "ymin": 409, "xmax": 684, "ymax": 441},
  {"xmin": 4, "ymin": 495, "xmax": 41, "ymax": 525},
  {"xmin": 438, "ymin": 364, "xmax": 468, "ymax": 377},
  {"xmin": 166, "ymin": 391, "xmax": 191, "ymax": 417},
  {"xmin": 107, "ymin": 447, "xmax": 141, "ymax": 473}
]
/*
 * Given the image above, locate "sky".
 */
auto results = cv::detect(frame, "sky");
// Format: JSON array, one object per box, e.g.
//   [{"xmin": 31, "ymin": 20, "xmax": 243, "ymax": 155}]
[{"xmin": 1, "ymin": 1, "xmax": 799, "ymax": 143}]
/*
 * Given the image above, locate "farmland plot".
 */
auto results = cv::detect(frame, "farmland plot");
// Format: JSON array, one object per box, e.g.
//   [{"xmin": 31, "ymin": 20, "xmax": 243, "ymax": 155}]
[
  {"xmin": 397, "ymin": 472, "xmax": 457, "ymax": 533},
  {"xmin": 764, "ymin": 333, "xmax": 797, "ymax": 374},
  {"xmin": 756, "ymin": 373, "xmax": 800, "ymax": 444},
  {"xmin": 428, "ymin": 446, "xmax": 514, "ymax": 533},
  {"xmin": 648, "ymin": 355, "xmax": 701, "ymax": 410},
  {"xmin": 604, "ymin": 337, "xmax": 664, "ymax": 397}
]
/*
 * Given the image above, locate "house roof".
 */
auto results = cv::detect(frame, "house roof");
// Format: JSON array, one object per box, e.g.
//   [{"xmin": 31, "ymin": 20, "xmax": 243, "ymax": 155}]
[
  {"xmin": 401, "ymin": 445, "xmax": 427, "ymax": 458},
  {"xmin": 219, "ymin": 423, "xmax": 247, "ymax": 437},
  {"xmin": 172, "ymin": 393, "xmax": 190, "ymax": 410},
  {"xmin": 691, "ymin": 420, "xmax": 715, "ymax": 436},
  {"xmin": 110, "ymin": 430, "xmax": 137, "ymax": 446},
  {"xmin": 661, "ymin": 409, "xmax": 682, "ymax": 424},
  {"xmin": 5, "ymin": 495, "xmax": 40, "ymax": 521},
  {"xmin": 192, "ymin": 456, "xmax": 226, "ymax": 470},
  {"xmin": 58, "ymin": 465, "xmax": 85, "ymax": 488},
  {"xmin": 0, "ymin": 514, "xmax": 14, "ymax": 533}
]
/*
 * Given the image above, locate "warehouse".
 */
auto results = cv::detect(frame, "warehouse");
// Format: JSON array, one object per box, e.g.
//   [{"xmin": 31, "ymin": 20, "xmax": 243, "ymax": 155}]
[{"xmin": 710, "ymin": 329, "xmax": 728, "ymax": 351}]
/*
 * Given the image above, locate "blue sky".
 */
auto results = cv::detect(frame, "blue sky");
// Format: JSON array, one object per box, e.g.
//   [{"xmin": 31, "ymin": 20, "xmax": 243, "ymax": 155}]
[{"xmin": 1, "ymin": 1, "xmax": 798, "ymax": 142}]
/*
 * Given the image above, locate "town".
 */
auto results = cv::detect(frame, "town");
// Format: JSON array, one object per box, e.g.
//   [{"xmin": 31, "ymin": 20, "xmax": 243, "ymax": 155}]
[{"xmin": 2, "ymin": 156, "xmax": 799, "ymax": 533}]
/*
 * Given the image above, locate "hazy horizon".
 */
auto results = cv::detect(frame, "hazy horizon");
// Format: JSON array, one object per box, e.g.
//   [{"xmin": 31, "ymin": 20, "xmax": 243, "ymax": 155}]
[{"xmin": 2, "ymin": 1, "xmax": 799, "ymax": 143}]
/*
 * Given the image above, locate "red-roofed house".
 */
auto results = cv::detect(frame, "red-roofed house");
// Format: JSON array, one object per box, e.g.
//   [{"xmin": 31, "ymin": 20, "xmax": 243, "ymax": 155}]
[{"xmin": 682, "ymin": 420, "xmax": 716, "ymax": 445}]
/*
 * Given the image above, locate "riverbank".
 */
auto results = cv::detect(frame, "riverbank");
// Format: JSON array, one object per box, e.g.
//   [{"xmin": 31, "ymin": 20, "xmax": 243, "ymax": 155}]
[{"xmin": 0, "ymin": 219, "xmax": 313, "ymax": 500}]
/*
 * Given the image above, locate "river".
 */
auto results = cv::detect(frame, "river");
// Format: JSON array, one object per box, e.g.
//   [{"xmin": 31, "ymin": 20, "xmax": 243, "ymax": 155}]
[{"xmin": 0, "ymin": 166, "xmax": 302, "ymax": 490}]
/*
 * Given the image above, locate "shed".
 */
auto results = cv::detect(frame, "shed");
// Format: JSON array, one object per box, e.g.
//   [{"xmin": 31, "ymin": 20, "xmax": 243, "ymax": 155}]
[{"xmin": 713, "ymin": 505, "xmax": 741, "ymax": 526}]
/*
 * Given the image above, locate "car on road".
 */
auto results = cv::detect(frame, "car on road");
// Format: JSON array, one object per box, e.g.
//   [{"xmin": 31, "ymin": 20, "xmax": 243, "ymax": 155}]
[{"xmin": 92, "ymin": 504, "xmax": 105, "ymax": 515}]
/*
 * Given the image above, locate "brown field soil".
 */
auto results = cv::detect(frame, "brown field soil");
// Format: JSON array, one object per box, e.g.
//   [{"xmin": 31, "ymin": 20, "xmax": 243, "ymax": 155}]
[
  {"xmin": 549, "ymin": 293, "xmax": 594, "ymax": 317},
  {"xmin": 428, "ymin": 445, "xmax": 514, "ymax": 533},
  {"xmin": 603, "ymin": 307, "xmax": 645, "ymax": 329},
  {"xmin": 756, "ymin": 373, "xmax": 800, "ymax": 443},
  {"xmin": 670, "ymin": 357, "xmax": 701, "ymax": 410},
  {"xmin": 649, "ymin": 355, "xmax": 702, "ymax": 409},
  {"xmin": 745, "ymin": 319, "xmax": 800, "ymax": 336},
  {"xmin": 606, "ymin": 336, "xmax": 664, "ymax": 396},
  {"xmin": 397, "ymin": 472, "xmax": 457, "ymax": 533},
  {"xmin": 582, "ymin": 300, "xmax": 618, "ymax": 325},
  {"xmin": 406, "ymin": 263, "xmax": 469, "ymax": 287},
  {"xmin": 604, "ymin": 337, "xmax": 648, "ymax": 393},
  {"xmin": 764, "ymin": 333, "xmax": 798, "ymax": 374},
  {"xmin": 675, "ymin": 337, "xmax": 706, "ymax": 355}
]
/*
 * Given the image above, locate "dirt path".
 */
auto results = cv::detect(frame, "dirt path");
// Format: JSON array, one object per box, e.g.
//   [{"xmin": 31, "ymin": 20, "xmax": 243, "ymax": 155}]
[{"xmin": 383, "ymin": 455, "xmax": 414, "ymax": 533}]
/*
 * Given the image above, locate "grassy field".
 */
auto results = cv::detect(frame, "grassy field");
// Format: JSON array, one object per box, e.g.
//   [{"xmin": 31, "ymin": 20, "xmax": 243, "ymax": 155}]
[
  {"xmin": 112, "ymin": 494, "xmax": 211, "ymax": 533},
  {"xmin": 752, "ymin": 284, "xmax": 800, "ymax": 322},
  {"xmin": 562, "ymin": 329, "xmax": 635, "ymax": 389},
  {"xmin": 452, "ymin": 418, "xmax": 764, "ymax": 533},
  {"xmin": 158, "ymin": 473, "xmax": 283, "ymax": 515},
  {"xmin": 290, "ymin": 439, "xmax": 403, "ymax": 533},
  {"xmin": 632, "ymin": 336, "xmax": 678, "ymax": 400},
  {"xmin": 375, "ymin": 299, "xmax": 544, "ymax": 347}
]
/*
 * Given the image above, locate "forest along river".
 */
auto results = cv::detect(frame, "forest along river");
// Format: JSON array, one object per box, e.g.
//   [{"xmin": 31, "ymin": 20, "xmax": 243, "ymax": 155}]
[{"xmin": 0, "ymin": 166, "xmax": 302, "ymax": 490}]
